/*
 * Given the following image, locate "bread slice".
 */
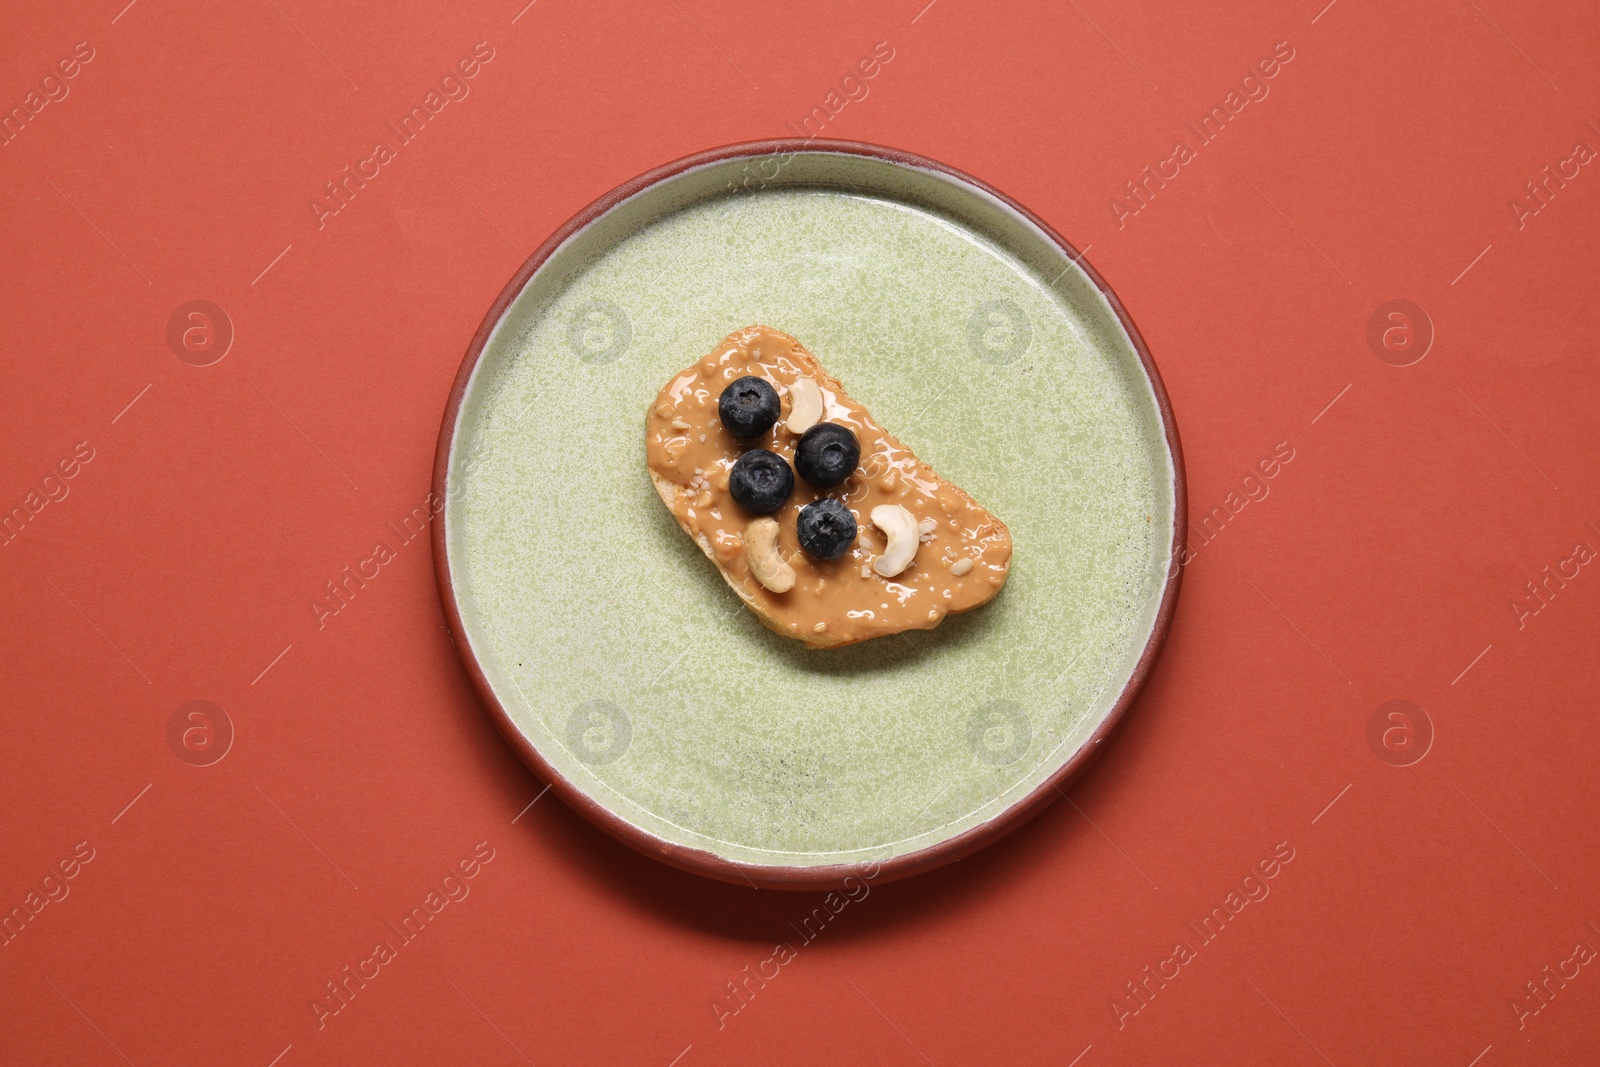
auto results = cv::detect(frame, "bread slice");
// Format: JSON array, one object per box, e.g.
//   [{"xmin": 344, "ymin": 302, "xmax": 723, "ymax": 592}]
[{"xmin": 646, "ymin": 325, "xmax": 1011, "ymax": 649}]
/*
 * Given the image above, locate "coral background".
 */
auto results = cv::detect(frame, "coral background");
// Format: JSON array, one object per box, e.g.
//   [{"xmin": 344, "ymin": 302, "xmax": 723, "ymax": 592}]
[{"xmin": 2, "ymin": 0, "xmax": 1596, "ymax": 1063}]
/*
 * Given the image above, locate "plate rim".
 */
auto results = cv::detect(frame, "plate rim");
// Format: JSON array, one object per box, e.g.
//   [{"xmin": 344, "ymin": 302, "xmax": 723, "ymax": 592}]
[{"xmin": 431, "ymin": 137, "xmax": 1188, "ymax": 890}]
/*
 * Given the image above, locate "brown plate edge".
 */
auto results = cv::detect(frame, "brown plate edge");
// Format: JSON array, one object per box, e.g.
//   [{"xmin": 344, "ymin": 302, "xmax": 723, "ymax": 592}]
[{"xmin": 430, "ymin": 137, "xmax": 1187, "ymax": 891}]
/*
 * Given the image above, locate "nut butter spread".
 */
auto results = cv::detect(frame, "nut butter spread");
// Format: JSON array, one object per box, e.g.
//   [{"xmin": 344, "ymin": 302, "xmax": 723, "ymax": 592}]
[{"xmin": 646, "ymin": 325, "xmax": 1012, "ymax": 649}]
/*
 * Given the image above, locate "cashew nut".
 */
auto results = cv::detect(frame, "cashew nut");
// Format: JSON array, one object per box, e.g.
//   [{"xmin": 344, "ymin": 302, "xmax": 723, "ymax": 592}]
[
  {"xmin": 744, "ymin": 518, "xmax": 795, "ymax": 593},
  {"xmin": 785, "ymin": 377, "xmax": 823, "ymax": 434},
  {"xmin": 871, "ymin": 504, "xmax": 919, "ymax": 578}
]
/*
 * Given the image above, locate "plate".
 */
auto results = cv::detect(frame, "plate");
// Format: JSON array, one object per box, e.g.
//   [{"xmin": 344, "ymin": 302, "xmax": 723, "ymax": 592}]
[{"xmin": 433, "ymin": 140, "xmax": 1185, "ymax": 888}]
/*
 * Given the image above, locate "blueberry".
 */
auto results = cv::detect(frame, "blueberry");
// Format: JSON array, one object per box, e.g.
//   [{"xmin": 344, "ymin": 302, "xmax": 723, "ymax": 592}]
[
  {"xmin": 718, "ymin": 376, "xmax": 780, "ymax": 439},
  {"xmin": 794, "ymin": 423, "xmax": 860, "ymax": 488},
  {"xmin": 728, "ymin": 449, "xmax": 794, "ymax": 514},
  {"xmin": 796, "ymin": 499, "xmax": 857, "ymax": 560}
]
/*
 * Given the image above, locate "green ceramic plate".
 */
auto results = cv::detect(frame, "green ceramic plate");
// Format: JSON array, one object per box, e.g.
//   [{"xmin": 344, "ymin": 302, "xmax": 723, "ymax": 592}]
[{"xmin": 433, "ymin": 141, "xmax": 1184, "ymax": 888}]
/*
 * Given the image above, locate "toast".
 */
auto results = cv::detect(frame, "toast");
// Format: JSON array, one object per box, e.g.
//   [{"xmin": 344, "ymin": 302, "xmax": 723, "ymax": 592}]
[{"xmin": 645, "ymin": 325, "xmax": 1011, "ymax": 649}]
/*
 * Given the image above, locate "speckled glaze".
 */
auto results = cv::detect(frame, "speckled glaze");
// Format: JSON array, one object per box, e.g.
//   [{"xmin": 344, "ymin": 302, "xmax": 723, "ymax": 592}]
[{"xmin": 435, "ymin": 142, "xmax": 1184, "ymax": 887}]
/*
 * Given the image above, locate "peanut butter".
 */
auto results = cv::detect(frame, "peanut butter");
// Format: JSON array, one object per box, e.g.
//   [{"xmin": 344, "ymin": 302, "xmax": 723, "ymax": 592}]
[{"xmin": 646, "ymin": 325, "xmax": 1012, "ymax": 648}]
